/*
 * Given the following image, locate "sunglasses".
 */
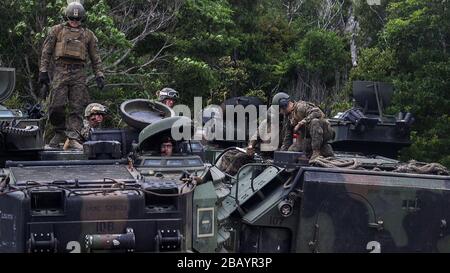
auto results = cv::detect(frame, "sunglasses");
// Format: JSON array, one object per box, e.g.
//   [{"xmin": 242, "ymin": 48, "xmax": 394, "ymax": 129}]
[{"xmin": 68, "ymin": 17, "xmax": 81, "ymax": 22}]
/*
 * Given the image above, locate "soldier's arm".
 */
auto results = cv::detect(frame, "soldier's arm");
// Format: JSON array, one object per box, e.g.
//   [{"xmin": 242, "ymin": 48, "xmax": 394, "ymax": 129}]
[
  {"xmin": 39, "ymin": 26, "xmax": 60, "ymax": 72},
  {"xmin": 280, "ymin": 118, "xmax": 293, "ymax": 151},
  {"xmin": 87, "ymin": 31, "xmax": 104, "ymax": 78}
]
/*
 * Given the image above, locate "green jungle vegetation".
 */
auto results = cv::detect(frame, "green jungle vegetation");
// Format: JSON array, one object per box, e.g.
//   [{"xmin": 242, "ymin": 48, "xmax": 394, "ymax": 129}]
[{"xmin": 0, "ymin": 0, "xmax": 448, "ymax": 167}]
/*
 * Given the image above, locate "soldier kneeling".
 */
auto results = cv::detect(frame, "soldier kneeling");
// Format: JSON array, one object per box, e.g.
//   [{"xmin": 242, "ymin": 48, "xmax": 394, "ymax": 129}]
[{"xmin": 272, "ymin": 92, "xmax": 335, "ymax": 162}]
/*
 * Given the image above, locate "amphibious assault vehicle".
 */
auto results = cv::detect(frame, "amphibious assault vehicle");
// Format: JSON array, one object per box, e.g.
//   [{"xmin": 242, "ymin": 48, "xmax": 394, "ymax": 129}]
[{"xmin": 0, "ymin": 67, "xmax": 448, "ymax": 253}]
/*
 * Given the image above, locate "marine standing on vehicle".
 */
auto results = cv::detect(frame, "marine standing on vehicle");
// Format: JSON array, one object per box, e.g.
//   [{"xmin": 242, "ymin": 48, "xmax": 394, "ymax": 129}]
[
  {"xmin": 272, "ymin": 92, "xmax": 335, "ymax": 161},
  {"xmin": 39, "ymin": 2, "xmax": 105, "ymax": 150}
]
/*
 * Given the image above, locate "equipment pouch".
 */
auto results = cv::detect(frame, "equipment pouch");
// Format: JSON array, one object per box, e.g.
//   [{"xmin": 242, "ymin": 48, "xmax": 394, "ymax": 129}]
[
  {"xmin": 63, "ymin": 37, "xmax": 86, "ymax": 61},
  {"xmin": 54, "ymin": 27, "xmax": 86, "ymax": 61}
]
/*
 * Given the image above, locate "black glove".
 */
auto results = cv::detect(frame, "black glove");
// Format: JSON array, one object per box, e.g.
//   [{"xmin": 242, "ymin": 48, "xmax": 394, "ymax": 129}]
[
  {"xmin": 38, "ymin": 71, "xmax": 50, "ymax": 86},
  {"xmin": 96, "ymin": 76, "xmax": 105, "ymax": 90}
]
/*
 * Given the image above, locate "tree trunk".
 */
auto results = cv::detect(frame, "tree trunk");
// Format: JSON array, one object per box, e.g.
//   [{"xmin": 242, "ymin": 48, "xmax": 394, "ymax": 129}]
[{"xmin": 345, "ymin": 5, "xmax": 359, "ymax": 67}]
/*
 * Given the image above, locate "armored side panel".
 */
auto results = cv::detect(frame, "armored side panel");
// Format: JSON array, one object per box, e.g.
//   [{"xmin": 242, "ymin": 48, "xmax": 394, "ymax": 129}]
[
  {"xmin": 90, "ymin": 128, "xmax": 139, "ymax": 154},
  {"xmin": 0, "ymin": 161, "xmax": 190, "ymax": 253},
  {"xmin": 0, "ymin": 191, "xmax": 28, "ymax": 252},
  {"xmin": 192, "ymin": 182, "xmax": 218, "ymax": 252},
  {"xmin": 295, "ymin": 167, "xmax": 450, "ymax": 253},
  {"xmin": 330, "ymin": 120, "xmax": 411, "ymax": 158},
  {"xmin": 239, "ymin": 183, "xmax": 298, "ymax": 253}
]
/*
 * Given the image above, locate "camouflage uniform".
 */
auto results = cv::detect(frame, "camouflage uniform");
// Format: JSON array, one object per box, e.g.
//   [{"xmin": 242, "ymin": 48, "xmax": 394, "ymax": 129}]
[
  {"xmin": 282, "ymin": 101, "xmax": 334, "ymax": 157},
  {"xmin": 80, "ymin": 120, "xmax": 92, "ymax": 141},
  {"xmin": 40, "ymin": 23, "xmax": 104, "ymax": 141},
  {"xmin": 218, "ymin": 150, "xmax": 254, "ymax": 176}
]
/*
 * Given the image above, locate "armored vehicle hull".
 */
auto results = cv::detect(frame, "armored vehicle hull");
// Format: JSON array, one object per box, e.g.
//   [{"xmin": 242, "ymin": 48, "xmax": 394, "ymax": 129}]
[
  {"xmin": 0, "ymin": 157, "xmax": 203, "ymax": 253},
  {"xmin": 195, "ymin": 150, "xmax": 450, "ymax": 253}
]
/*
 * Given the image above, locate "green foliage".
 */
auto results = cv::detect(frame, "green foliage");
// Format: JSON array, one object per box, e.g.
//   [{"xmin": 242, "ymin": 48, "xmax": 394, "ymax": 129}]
[
  {"xmin": 174, "ymin": 0, "xmax": 238, "ymax": 59},
  {"xmin": 349, "ymin": 48, "xmax": 397, "ymax": 82},
  {"xmin": 353, "ymin": 0, "xmax": 389, "ymax": 47},
  {"xmin": 170, "ymin": 57, "xmax": 218, "ymax": 106},
  {"xmin": 279, "ymin": 30, "xmax": 348, "ymax": 79},
  {"xmin": 216, "ymin": 56, "xmax": 250, "ymax": 101},
  {"xmin": 351, "ymin": 0, "xmax": 450, "ymax": 167},
  {"xmin": 87, "ymin": 0, "xmax": 130, "ymax": 50}
]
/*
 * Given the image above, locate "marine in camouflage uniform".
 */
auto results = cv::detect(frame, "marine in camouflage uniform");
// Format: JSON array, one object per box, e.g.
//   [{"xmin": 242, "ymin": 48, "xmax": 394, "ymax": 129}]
[
  {"xmin": 80, "ymin": 103, "xmax": 107, "ymax": 142},
  {"xmin": 156, "ymin": 87, "xmax": 179, "ymax": 108},
  {"xmin": 39, "ymin": 2, "xmax": 105, "ymax": 149},
  {"xmin": 218, "ymin": 149, "xmax": 254, "ymax": 177},
  {"xmin": 272, "ymin": 92, "xmax": 334, "ymax": 161}
]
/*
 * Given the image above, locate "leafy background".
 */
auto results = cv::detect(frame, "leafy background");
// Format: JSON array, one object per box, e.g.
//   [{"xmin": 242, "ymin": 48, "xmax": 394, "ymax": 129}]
[{"xmin": 0, "ymin": 0, "xmax": 448, "ymax": 166}]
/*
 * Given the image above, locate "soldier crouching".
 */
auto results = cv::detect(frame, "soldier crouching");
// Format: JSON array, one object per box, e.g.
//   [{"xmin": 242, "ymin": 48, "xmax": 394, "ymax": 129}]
[{"xmin": 272, "ymin": 92, "xmax": 335, "ymax": 162}]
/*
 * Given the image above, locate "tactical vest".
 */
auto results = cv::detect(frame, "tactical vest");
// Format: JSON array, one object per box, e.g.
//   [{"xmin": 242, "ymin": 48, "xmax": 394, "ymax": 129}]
[{"xmin": 54, "ymin": 25, "xmax": 87, "ymax": 62}]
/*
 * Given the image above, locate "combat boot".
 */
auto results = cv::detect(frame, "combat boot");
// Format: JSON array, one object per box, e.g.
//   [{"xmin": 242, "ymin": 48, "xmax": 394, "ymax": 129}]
[
  {"xmin": 47, "ymin": 132, "xmax": 66, "ymax": 149},
  {"xmin": 63, "ymin": 139, "xmax": 83, "ymax": 151},
  {"xmin": 309, "ymin": 150, "xmax": 322, "ymax": 162}
]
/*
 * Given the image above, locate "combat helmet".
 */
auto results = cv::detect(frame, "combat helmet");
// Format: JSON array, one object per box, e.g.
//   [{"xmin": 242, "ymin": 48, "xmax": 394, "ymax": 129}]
[
  {"xmin": 85, "ymin": 103, "xmax": 107, "ymax": 118},
  {"xmin": 272, "ymin": 92, "xmax": 291, "ymax": 109},
  {"xmin": 157, "ymin": 88, "xmax": 179, "ymax": 102},
  {"xmin": 65, "ymin": 2, "xmax": 86, "ymax": 21}
]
